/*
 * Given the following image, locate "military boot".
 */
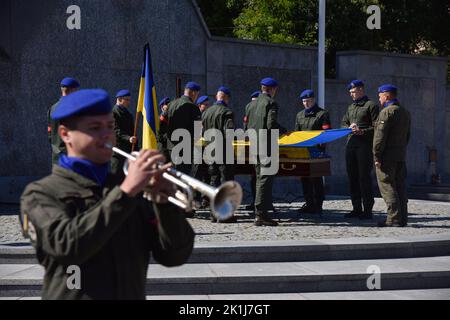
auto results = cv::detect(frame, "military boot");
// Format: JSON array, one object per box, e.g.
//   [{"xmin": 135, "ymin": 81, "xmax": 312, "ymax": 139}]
[{"xmin": 254, "ymin": 211, "xmax": 278, "ymax": 226}]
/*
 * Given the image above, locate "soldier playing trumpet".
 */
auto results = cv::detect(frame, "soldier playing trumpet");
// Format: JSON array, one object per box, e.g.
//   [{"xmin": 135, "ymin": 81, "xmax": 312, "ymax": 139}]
[{"xmin": 20, "ymin": 89, "xmax": 195, "ymax": 300}]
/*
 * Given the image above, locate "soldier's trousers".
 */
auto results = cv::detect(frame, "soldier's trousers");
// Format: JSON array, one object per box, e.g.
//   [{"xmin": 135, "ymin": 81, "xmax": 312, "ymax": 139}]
[
  {"xmin": 301, "ymin": 177, "xmax": 324, "ymax": 209},
  {"xmin": 375, "ymin": 161, "xmax": 408, "ymax": 225},
  {"xmin": 345, "ymin": 145, "xmax": 375, "ymax": 212},
  {"xmin": 254, "ymin": 163, "xmax": 274, "ymax": 212},
  {"xmin": 208, "ymin": 164, "xmax": 234, "ymax": 188}
]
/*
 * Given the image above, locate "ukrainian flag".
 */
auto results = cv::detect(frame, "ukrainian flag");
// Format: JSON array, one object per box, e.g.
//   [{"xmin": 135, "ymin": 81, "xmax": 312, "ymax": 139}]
[
  {"xmin": 279, "ymin": 128, "xmax": 352, "ymax": 147},
  {"xmin": 136, "ymin": 44, "xmax": 159, "ymax": 150}
]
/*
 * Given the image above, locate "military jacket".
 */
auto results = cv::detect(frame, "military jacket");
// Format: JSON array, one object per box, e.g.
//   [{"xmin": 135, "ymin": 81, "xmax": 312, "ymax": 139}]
[
  {"xmin": 243, "ymin": 100, "xmax": 256, "ymax": 131},
  {"xmin": 373, "ymin": 102, "xmax": 411, "ymax": 163},
  {"xmin": 48, "ymin": 99, "xmax": 66, "ymax": 162},
  {"xmin": 295, "ymin": 104, "xmax": 331, "ymax": 131},
  {"xmin": 202, "ymin": 102, "xmax": 235, "ymax": 135},
  {"xmin": 157, "ymin": 110, "xmax": 169, "ymax": 153},
  {"xmin": 20, "ymin": 166, "xmax": 195, "ymax": 300},
  {"xmin": 341, "ymin": 97, "xmax": 379, "ymax": 147},
  {"xmin": 246, "ymin": 93, "xmax": 286, "ymax": 134},
  {"xmin": 112, "ymin": 105, "xmax": 134, "ymax": 153},
  {"xmin": 166, "ymin": 95, "xmax": 202, "ymax": 150}
]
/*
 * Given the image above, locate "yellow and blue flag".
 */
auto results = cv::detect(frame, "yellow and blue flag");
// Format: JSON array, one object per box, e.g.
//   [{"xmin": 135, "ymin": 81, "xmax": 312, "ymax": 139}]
[
  {"xmin": 278, "ymin": 128, "xmax": 352, "ymax": 147},
  {"xmin": 136, "ymin": 44, "xmax": 159, "ymax": 150}
]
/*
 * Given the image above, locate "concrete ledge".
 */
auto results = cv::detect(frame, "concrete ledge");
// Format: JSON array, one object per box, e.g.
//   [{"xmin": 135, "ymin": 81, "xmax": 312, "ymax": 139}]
[
  {"xmin": 1, "ymin": 256, "xmax": 450, "ymax": 296},
  {"xmin": 2, "ymin": 234, "xmax": 450, "ymax": 264}
]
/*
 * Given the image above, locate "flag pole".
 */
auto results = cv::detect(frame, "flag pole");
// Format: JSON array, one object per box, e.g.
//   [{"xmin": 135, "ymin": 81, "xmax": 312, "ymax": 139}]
[
  {"xmin": 318, "ymin": 0, "xmax": 326, "ymax": 109},
  {"xmin": 131, "ymin": 111, "xmax": 140, "ymax": 152}
]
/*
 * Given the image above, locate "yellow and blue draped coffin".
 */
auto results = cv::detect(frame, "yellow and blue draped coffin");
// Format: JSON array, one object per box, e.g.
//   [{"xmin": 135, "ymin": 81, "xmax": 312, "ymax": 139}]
[{"xmin": 233, "ymin": 129, "xmax": 351, "ymax": 177}]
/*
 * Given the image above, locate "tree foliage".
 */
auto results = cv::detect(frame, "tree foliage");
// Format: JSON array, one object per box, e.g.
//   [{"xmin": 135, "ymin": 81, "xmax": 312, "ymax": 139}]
[{"xmin": 197, "ymin": 0, "xmax": 449, "ymax": 79}]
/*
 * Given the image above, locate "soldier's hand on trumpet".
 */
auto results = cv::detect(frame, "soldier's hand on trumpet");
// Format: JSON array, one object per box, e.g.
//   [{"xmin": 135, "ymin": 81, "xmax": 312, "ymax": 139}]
[{"xmin": 120, "ymin": 149, "xmax": 175, "ymax": 203}]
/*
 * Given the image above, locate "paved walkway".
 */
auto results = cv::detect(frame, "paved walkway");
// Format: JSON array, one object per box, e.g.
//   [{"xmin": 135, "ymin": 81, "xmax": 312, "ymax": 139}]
[{"xmin": 2, "ymin": 198, "xmax": 450, "ymax": 243}]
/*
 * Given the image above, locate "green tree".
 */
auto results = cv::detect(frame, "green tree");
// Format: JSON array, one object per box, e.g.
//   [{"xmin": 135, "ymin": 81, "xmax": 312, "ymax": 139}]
[{"xmin": 197, "ymin": 0, "xmax": 449, "ymax": 79}]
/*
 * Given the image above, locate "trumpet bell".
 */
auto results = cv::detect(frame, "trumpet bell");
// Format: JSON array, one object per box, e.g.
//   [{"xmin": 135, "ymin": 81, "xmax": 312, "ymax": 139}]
[{"xmin": 212, "ymin": 181, "xmax": 243, "ymax": 221}]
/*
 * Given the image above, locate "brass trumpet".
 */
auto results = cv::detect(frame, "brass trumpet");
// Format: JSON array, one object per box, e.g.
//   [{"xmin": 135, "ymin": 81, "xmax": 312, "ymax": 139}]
[{"xmin": 106, "ymin": 144, "xmax": 243, "ymax": 222}]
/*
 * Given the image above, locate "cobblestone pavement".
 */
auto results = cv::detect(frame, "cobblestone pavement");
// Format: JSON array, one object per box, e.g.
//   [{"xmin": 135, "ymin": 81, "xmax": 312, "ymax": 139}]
[{"xmin": 1, "ymin": 198, "xmax": 450, "ymax": 244}]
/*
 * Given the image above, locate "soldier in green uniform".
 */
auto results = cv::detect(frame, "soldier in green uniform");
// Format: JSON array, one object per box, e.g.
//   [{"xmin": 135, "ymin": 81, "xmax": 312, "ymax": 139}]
[
  {"xmin": 192, "ymin": 95, "xmax": 210, "ymax": 209},
  {"xmin": 295, "ymin": 89, "xmax": 331, "ymax": 214},
  {"xmin": 201, "ymin": 87, "xmax": 237, "ymax": 223},
  {"xmin": 48, "ymin": 77, "xmax": 79, "ymax": 164},
  {"xmin": 197, "ymin": 95, "xmax": 210, "ymax": 113},
  {"xmin": 111, "ymin": 90, "xmax": 137, "ymax": 179},
  {"xmin": 20, "ymin": 89, "xmax": 195, "ymax": 300},
  {"xmin": 243, "ymin": 91, "xmax": 260, "ymax": 211},
  {"xmin": 373, "ymin": 84, "xmax": 411, "ymax": 227},
  {"xmin": 157, "ymin": 97, "xmax": 171, "ymax": 162},
  {"xmin": 341, "ymin": 80, "xmax": 380, "ymax": 219},
  {"xmin": 166, "ymin": 82, "xmax": 202, "ymax": 175},
  {"xmin": 246, "ymin": 78, "xmax": 287, "ymax": 226}
]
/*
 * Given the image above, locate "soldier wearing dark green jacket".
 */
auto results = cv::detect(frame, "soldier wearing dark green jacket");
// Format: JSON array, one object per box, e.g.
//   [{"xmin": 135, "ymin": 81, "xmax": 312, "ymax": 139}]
[
  {"xmin": 246, "ymin": 78, "xmax": 287, "ymax": 226},
  {"xmin": 20, "ymin": 89, "xmax": 195, "ymax": 300},
  {"xmin": 243, "ymin": 91, "xmax": 260, "ymax": 210},
  {"xmin": 341, "ymin": 80, "xmax": 379, "ymax": 219},
  {"xmin": 374, "ymin": 85, "xmax": 411, "ymax": 227},
  {"xmin": 166, "ymin": 82, "xmax": 202, "ymax": 175},
  {"xmin": 111, "ymin": 90, "xmax": 137, "ymax": 178},
  {"xmin": 295, "ymin": 89, "xmax": 331, "ymax": 214},
  {"xmin": 202, "ymin": 87, "xmax": 235, "ymax": 186},
  {"xmin": 48, "ymin": 77, "xmax": 79, "ymax": 164},
  {"xmin": 157, "ymin": 97, "xmax": 171, "ymax": 162}
]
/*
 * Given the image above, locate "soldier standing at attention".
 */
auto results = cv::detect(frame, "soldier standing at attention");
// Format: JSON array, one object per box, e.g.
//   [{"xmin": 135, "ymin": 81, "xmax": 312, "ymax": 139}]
[
  {"xmin": 166, "ymin": 82, "xmax": 202, "ymax": 175},
  {"xmin": 192, "ymin": 95, "xmax": 210, "ymax": 209},
  {"xmin": 48, "ymin": 77, "xmax": 80, "ymax": 164},
  {"xmin": 20, "ymin": 89, "xmax": 195, "ymax": 299},
  {"xmin": 295, "ymin": 89, "xmax": 331, "ymax": 215},
  {"xmin": 157, "ymin": 97, "xmax": 171, "ymax": 162},
  {"xmin": 201, "ymin": 87, "xmax": 237, "ymax": 223},
  {"xmin": 243, "ymin": 90, "xmax": 261, "ymax": 211},
  {"xmin": 341, "ymin": 80, "xmax": 379, "ymax": 219},
  {"xmin": 374, "ymin": 84, "xmax": 411, "ymax": 227},
  {"xmin": 111, "ymin": 90, "xmax": 137, "ymax": 179},
  {"xmin": 246, "ymin": 78, "xmax": 287, "ymax": 226}
]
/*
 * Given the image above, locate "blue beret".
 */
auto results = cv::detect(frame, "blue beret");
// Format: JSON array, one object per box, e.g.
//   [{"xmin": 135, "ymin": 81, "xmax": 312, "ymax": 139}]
[
  {"xmin": 115, "ymin": 89, "xmax": 130, "ymax": 98},
  {"xmin": 51, "ymin": 89, "xmax": 112, "ymax": 120},
  {"xmin": 217, "ymin": 86, "xmax": 231, "ymax": 96},
  {"xmin": 347, "ymin": 80, "xmax": 364, "ymax": 90},
  {"xmin": 260, "ymin": 77, "xmax": 278, "ymax": 87},
  {"xmin": 159, "ymin": 97, "xmax": 170, "ymax": 107},
  {"xmin": 378, "ymin": 84, "xmax": 398, "ymax": 93},
  {"xmin": 60, "ymin": 77, "xmax": 80, "ymax": 88},
  {"xmin": 185, "ymin": 81, "xmax": 201, "ymax": 91},
  {"xmin": 300, "ymin": 89, "xmax": 315, "ymax": 99},
  {"xmin": 250, "ymin": 91, "xmax": 261, "ymax": 99},
  {"xmin": 196, "ymin": 96, "xmax": 209, "ymax": 105}
]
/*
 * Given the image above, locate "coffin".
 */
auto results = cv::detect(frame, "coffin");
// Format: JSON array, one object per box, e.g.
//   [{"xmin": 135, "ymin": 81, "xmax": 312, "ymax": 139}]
[{"xmin": 232, "ymin": 141, "xmax": 331, "ymax": 177}]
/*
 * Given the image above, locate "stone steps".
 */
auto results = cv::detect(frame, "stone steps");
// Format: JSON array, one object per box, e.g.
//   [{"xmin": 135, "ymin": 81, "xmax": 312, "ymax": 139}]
[
  {"xmin": 1, "ymin": 256, "xmax": 450, "ymax": 297},
  {"xmin": 1, "ymin": 234, "xmax": 449, "ymax": 299},
  {"xmin": 2, "ymin": 234, "xmax": 450, "ymax": 264}
]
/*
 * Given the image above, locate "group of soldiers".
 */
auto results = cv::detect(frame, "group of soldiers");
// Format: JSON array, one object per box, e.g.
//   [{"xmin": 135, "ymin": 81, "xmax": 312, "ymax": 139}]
[{"xmin": 47, "ymin": 76, "xmax": 411, "ymax": 228}]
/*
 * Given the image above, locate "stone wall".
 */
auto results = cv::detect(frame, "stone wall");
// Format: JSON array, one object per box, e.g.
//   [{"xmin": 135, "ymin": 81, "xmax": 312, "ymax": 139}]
[{"xmin": 0, "ymin": 0, "xmax": 448, "ymax": 202}]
